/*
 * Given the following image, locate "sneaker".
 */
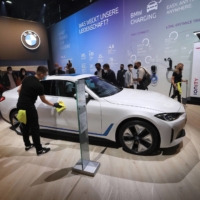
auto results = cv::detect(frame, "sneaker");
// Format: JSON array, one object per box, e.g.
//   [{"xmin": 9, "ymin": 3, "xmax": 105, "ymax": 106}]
[
  {"xmin": 37, "ymin": 147, "xmax": 51, "ymax": 156},
  {"xmin": 25, "ymin": 144, "xmax": 34, "ymax": 151}
]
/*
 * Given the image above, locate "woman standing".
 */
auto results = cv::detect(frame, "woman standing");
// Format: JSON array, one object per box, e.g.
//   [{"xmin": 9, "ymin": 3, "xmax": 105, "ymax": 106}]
[
  {"xmin": 171, "ymin": 63, "xmax": 188, "ymax": 103},
  {"xmin": 19, "ymin": 68, "xmax": 27, "ymax": 82}
]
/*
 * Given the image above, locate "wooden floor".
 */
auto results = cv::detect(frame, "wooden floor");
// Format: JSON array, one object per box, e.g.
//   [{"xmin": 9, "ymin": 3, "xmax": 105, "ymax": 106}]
[{"xmin": 0, "ymin": 104, "xmax": 200, "ymax": 200}]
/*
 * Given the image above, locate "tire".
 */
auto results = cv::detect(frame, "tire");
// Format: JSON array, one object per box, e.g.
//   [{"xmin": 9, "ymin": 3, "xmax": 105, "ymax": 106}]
[
  {"xmin": 118, "ymin": 120, "xmax": 159, "ymax": 155},
  {"xmin": 10, "ymin": 110, "xmax": 22, "ymax": 135}
]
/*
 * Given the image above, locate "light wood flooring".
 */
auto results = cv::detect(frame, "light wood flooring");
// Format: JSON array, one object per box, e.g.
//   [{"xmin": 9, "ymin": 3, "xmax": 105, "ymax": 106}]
[{"xmin": 0, "ymin": 104, "xmax": 200, "ymax": 200}]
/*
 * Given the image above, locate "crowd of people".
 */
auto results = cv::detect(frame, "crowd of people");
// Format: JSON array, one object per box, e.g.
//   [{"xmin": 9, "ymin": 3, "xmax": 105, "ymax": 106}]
[
  {"xmin": 50, "ymin": 61, "xmax": 148, "ymax": 90},
  {"xmin": 0, "ymin": 67, "xmax": 28, "ymax": 93},
  {"xmin": 94, "ymin": 62, "xmax": 188, "ymax": 99},
  {"xmin": 0, "ymin": 61, "xmax": 188, "ymax": 103},
  {"xmin": 94, "ymin": 62, "xmax": 149, "ymax": 90},
  {"xmin": 50, "ymin": 60, "xmax": 75, "ymax": 75}
]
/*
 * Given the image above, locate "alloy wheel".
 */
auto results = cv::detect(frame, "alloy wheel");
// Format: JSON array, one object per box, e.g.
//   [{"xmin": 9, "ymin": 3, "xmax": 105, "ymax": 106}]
[{"xmin": 122, "ymin": 125, "xmax": 153, "ymax": 153}]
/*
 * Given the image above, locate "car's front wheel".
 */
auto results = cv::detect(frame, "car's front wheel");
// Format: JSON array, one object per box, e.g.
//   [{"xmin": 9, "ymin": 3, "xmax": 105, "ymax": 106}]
[
  {"xmin": 118, "ymin": 120, "xmax": 159, "ymax": 155},
  {"xmin": 10, "ymin": 110, "xmax": 22, "ymax": 135}
]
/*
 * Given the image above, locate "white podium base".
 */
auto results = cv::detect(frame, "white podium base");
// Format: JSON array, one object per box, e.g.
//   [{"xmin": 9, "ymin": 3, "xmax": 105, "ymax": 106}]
[{"xmin": 72, "ymin": 160, "xmax": 100, "ymax": 176}]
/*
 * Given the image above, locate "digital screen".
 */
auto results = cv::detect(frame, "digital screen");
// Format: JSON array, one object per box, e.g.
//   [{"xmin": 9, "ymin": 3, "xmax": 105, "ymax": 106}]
[{"xmin": 50, "ymin": 0, "xmax": 200, "ymax": 95}]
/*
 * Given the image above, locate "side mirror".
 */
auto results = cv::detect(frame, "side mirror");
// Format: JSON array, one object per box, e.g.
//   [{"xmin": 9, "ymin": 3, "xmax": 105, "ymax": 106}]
[
  {"xmin": 73, "ymin": 92, "xmax": 89, "ymax": 99},
  {"xmin": 85, "ymin": 92, "xmax": 89, "ymax": 99}
]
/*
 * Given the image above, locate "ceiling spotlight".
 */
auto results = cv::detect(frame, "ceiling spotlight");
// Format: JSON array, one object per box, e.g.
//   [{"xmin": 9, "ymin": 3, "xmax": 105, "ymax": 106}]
[
  {"xmin": 2, "ymin": 1, "xmax": 5, "ymax": 4},
  {"xmin": 44, "ymin": 4, "xmax": 46, "ymax": 6},
  {"xmin": 6, "ymin": 0, "xmax": 12, "ymax": 4},
  {"xmin": 193, "ymin": 31, "xmax": 200, "ymax": 40}
]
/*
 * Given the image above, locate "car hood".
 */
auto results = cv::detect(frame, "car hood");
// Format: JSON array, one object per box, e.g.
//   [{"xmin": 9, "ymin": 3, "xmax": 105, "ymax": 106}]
[{"xmin": 104, "ymin": 89, "xmax": 182, "ymax": 113}]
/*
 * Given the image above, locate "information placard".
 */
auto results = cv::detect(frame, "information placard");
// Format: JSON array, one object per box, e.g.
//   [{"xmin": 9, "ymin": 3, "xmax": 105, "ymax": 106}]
[{"xmin": 72, "ymin": 79, "xmax": 100, "ymax": 176}]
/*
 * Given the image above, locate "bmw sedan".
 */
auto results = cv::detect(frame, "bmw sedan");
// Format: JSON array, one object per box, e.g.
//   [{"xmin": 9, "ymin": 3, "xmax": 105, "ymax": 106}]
[{"xmin": 0, "ymin": 74, "xmax": 186, "ymax": 155}]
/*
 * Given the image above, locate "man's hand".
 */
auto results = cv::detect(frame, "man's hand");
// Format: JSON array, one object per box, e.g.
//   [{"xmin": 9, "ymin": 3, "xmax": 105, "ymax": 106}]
[
  {"xmin": 17, "ymin": 85, "xmax": 22, "ymax": 94},
  {"xmin": 53, "ymin": 103, "xmax": 62, "ymax": 108}
]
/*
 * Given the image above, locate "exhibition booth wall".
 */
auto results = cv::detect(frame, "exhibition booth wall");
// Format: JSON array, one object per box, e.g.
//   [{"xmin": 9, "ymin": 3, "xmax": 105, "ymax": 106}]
[
  {"xmin": 0, "ymin": 16, "xmax": 49, "ymax": 70},
  {"xmin": 50, "ymin": 0, "xmax": 200, "ymax": 97}
]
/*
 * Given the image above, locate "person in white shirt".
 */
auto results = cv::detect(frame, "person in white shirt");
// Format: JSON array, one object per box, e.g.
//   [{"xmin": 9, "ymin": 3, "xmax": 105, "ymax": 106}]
[
  {"xmin": 124, "ymin": 64, "xmax": 134, "ymax": 88},
  {"xmin": 133, "ymin": 61, "xmax": 147, "ymax": 90}
]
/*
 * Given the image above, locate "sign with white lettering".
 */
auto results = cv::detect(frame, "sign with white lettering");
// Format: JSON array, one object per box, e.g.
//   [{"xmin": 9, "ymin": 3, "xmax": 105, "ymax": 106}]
[{"xmin": 190, "ymin": 42, "xmax": 200, "ymax": 97}]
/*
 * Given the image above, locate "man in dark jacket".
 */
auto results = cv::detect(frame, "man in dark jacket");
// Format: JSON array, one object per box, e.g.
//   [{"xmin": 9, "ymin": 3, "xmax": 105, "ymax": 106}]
[
  {"xmin": 2, "ymin": 66, "xmax": 17, "ymax": 90},
  {"xmin": 117, "ymin": 64, "xmax": 126, "ymax": 87},
  {"xmin": 94, "ymin": 63, "xmax": 105, "ymax": 78},
  {"xmin": 50, "ymin": 63, "xmax": 65, "ymax": 75},
  {"xmin": 103, "ymin": 64, "xmax": 117, "ymax": 85}
]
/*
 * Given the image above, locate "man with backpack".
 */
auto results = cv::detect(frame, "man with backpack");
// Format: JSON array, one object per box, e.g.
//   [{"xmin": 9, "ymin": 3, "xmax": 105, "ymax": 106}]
[{"xmin": 133, "ymin": 61, "xmax": 151, "ymax": 90}]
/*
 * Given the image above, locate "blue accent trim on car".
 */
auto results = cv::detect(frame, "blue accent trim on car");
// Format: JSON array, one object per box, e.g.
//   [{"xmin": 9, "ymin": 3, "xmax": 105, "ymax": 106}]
[
  {"xmin": 89, "ymin": 124, "xmax": 114, "ymax": 136},
  {"xmin": 39, "ymin": 123, "xmax": 114, "ymax": 136}
]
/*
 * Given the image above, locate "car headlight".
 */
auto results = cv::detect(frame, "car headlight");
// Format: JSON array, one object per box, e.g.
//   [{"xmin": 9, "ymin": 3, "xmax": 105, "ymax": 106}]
[{"xmin": 155, "ymin": 113, "xmax": 183, "ymax": 121}]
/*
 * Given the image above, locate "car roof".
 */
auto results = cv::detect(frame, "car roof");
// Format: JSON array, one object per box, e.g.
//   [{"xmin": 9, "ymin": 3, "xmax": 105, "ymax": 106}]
[{"xmin": 46, "ymin": 74, "xmax": 95, "ymax": 82}]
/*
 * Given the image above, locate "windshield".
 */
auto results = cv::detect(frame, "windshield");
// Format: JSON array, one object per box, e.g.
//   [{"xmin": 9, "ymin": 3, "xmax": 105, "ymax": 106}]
[{"xmin": 85, "ymin": 76, "xmax": 122, "ymax": 97}]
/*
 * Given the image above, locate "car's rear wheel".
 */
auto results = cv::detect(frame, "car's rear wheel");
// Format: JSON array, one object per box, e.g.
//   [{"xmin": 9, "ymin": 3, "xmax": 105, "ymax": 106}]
[
  {"xmin": 118, "ymin": 120, "xmax": 159, "ymax": 155},
  {"xmin": 10, "ymin": 110, "xmax": 22, "ymax": 135}
]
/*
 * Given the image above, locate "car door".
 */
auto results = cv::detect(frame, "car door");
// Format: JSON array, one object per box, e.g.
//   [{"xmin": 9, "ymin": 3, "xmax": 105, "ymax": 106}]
[
  {"xmin": 54, "ymin": 80, "xmax": 102, "ymax": 135},
  {"xmin": 36, "ymin": 80, "xmax": 58, "ymax": 128}
]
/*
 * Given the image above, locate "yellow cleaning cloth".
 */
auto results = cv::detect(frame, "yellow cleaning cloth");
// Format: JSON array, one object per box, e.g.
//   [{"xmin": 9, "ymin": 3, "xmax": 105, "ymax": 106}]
[
  {"xmin": 177, "ymin": 82, "xmax": 182, "ymax": 95},
  {"xmin": 56, "ymin": 101, "xmax": 66, "ymax": 113},
  {"xmin": 17, "ymin": 110, "xmax": 27, "ymax": 124}
]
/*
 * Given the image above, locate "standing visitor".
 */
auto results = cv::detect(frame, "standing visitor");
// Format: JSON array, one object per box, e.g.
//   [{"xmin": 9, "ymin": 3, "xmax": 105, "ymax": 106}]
[
  {"xmin": 171, "ymin": 63, "xmax": 188, "ymax": 103},
  {"xmin": 103, "ymin": 64, "xmax": 117, "ymax": 85},
  {"xmin": 117, "ymin": 64, "xmax": 126, "ymax": 87},
  {"xmin": 124, "ymin": 64, "xmax": 134, "ymax": 89}
]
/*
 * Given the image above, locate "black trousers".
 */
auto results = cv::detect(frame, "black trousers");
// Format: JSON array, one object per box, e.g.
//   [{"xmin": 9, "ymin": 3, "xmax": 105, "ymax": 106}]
[
  {"xmin": 118, "ymin": 81, "xmax": 125, "ymax": 88},
  {"xmin": 171, "ymin": 87, "xmax": 181, "ymax": 103},
  {"xmin": 17, "ymin": 105, "xmax": 42, "ymax": 151},
  {"xmin": 137, "ymin": 84, "xmax": 146, "ymax": 90}
]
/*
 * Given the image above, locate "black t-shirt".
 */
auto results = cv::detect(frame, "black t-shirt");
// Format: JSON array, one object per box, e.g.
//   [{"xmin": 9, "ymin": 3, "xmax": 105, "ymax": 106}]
[
  {"xmin": 17, "ymin": 76, "xmax": 44, "ymax": 107},
  {"xmin": 172, "ymin": 72, "xmax": 182, "ymax": 83}
]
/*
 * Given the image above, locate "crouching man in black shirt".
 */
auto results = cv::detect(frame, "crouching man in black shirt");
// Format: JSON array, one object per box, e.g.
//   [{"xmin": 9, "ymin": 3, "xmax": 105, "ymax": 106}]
[{"xmin": 17, "ymin": 66, "xmax": 62, "ymax": 156}]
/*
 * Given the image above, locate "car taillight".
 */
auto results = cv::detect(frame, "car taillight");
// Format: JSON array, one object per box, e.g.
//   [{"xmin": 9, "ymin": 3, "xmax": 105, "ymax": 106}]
[{"xmin": 0, "ymin": 96, "xmax": 5, "ymax": 102}]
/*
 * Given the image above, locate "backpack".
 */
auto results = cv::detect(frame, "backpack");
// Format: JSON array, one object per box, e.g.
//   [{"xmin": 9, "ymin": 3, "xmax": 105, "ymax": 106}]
[
  {"xmin": 69, "ymin": 68, "xmax": 75, "ymax": 74},
  {"xmin": 141, "ymin": 68, "xmax": 151, "ymax": 89}
]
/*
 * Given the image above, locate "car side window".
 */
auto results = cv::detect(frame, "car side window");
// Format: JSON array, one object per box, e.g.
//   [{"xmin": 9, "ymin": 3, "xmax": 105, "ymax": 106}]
[
  {"xmin": 40, "ymin": 80, "xmax": 52, "ymax": 95},
  {"xmin": 55, "ymin": 80, "xmax": 76, "ymax": 98}
]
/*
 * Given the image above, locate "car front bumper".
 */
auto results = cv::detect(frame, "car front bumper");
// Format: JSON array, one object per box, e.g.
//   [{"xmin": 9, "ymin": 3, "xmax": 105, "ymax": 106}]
[{"xmin": 156, "ymin": 112, "xmax": 187, "ymax": 148}]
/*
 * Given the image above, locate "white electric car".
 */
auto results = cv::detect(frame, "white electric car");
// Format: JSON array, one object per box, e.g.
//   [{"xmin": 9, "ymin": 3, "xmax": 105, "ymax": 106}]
[{"xmin": 0, "ymin": 74, "xmax": 186, "ymax": 155}]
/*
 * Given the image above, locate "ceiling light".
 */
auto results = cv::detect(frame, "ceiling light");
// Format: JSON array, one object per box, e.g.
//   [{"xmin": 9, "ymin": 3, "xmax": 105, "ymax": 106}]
[
  {"xmin": 44, "ymin": 4, "xmax": 46, "ymax": 7},
  {"xmin": 6, "ymin": 0, "xmax": 12, "ymax": 4}
]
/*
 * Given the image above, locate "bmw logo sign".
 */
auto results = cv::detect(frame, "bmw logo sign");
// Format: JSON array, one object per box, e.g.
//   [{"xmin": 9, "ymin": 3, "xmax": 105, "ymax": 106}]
[{"xmin": 21, "ymin": 30, "xmax": 41, "ymax": 50}]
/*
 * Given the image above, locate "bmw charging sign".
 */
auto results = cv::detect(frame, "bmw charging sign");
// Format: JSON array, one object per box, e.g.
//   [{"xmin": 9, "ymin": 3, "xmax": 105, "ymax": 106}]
[{"xmin": 21, "ymin": 30, "xmax": 41, "ymax": 50}]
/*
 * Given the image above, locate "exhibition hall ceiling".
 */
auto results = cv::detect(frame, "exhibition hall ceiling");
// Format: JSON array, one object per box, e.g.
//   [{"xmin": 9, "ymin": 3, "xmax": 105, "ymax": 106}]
[{"xmin": 0, "ymin": 0, "xmax": 97, "ymax": 27}]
